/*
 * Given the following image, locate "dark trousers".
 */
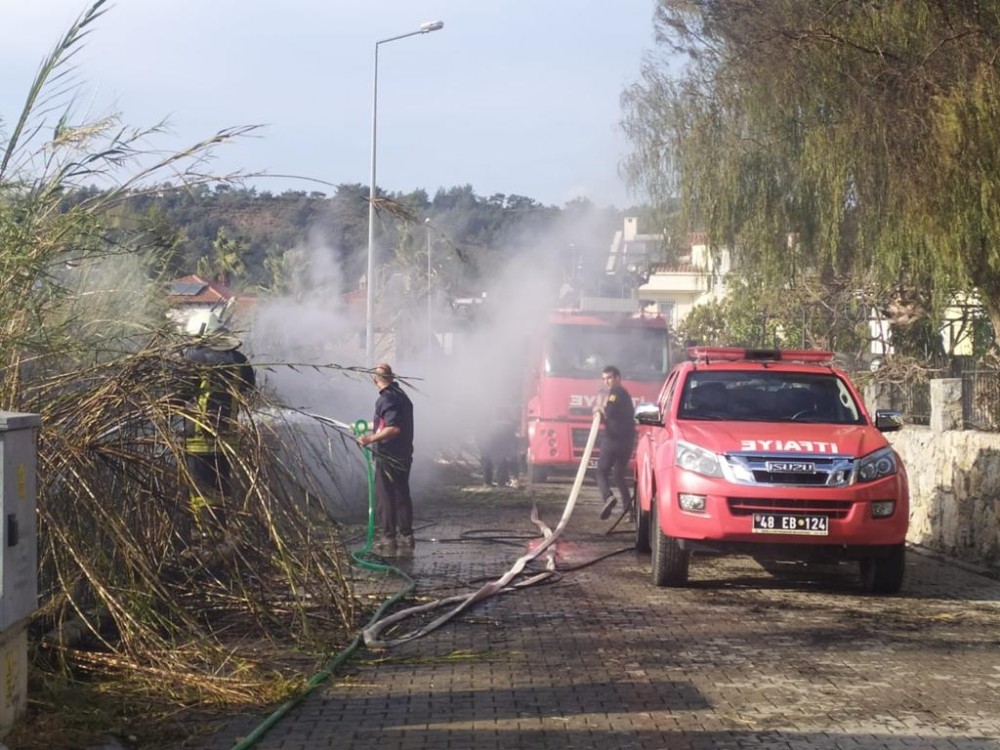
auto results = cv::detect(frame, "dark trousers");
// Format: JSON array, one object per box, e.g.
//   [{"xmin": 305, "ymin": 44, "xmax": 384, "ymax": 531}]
[
  {"xmin": 482, "ymin": 454, "xmax": 515, "ymax": 486},
  {"xmin": 186, "ymin": 451, "xmax": 232, "ymax": 497},
  {"xmin": 596, "ymin": 438, "xmax": 633, "ymax": 507},
  {"xmin": 374, "ymin": 456, "xmax": 413, "ymax": 539},
  {"xmin": 185, "ymin": 451, "xmax": 231, "ymax": 529}
]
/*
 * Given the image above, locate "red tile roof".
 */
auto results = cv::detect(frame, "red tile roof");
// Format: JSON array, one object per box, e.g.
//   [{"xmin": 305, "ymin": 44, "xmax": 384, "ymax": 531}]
[
  {"xmin": 165, "ymin": 274, "xmax": 235, "ymax": 305},
  {"xmin": 649, "ymin": 263, "xmax": 707, "ymax": 274}
]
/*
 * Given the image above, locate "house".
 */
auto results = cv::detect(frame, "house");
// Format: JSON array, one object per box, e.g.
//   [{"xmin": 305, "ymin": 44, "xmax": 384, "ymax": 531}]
[
  {"xmin": 939, "ymin": 291, "xmax": 986, "ymax": 357},
  {"xmin": 633, "ymin": 227, "xmax": 731, "ymax": 328},
  {"xmin": 165, "ymin": 274, "xmax": 254, "ymax": 331},
  {"xmin": 606, "ymin": 217, "xmax": 662, "ymax": 278}
]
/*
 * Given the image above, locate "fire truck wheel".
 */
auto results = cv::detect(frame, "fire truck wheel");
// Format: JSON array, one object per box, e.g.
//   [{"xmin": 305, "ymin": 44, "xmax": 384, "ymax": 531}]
[
  {"xmin": 859, "ymin": 543, "xmax": 905, "ymax": 594},
  {"xmin": 634, "ymin": 497, "xmax": 651, "ymax": 554},
  {"xmin": 651, "ymin": 501, "xmax": 689, "ymax": 587}
]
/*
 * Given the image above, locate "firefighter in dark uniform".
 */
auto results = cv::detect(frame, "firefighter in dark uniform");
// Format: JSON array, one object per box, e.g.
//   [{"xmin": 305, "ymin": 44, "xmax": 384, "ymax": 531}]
[
  {"xmin": 358, "ymin": 363, "xmax": 415, "ymax": 552},
  {"xmin": 595, "ymin": 364, "xmax": 636, "ymax": 520},
  {"xmin": 180, "ymin": 310, "xmax": 256, "ymax": 534}
]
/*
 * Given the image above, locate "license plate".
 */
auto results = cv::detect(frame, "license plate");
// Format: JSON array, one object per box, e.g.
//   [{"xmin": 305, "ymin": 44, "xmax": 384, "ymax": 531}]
[{"xmin": 752, "ymin": 513, "xmax": 828, "ymax": 535}]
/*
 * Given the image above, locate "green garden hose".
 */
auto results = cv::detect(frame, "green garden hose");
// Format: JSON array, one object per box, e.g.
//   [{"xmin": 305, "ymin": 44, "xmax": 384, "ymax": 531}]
[
  {"xmin": 232, "ymin": 411, "xmax": 607, "ymax": 747},
  {"xmin": 230, "ymin": 419, "xmax": 415, "ymax": 750}
]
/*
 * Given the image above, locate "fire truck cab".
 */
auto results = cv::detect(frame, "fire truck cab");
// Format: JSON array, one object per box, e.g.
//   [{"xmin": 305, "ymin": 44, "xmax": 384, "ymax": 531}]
[
  {"xmin": 633, "ymin": 346, "xmax": 909, "ymax": 594},
  {"xmin": 523, "ymin": 301, "xmax": 671, "ymax": 483}
]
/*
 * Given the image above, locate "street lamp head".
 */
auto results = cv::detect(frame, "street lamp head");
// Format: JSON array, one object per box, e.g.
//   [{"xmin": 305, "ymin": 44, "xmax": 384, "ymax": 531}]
[{"xmin": 420, "ymin": 21, "xmax": 444, "ymax": 33}]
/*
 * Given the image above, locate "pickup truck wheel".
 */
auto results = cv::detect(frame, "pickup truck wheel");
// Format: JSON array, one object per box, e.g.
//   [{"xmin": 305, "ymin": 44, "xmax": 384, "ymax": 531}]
[
  {"xmin": 651, "ymin": 500, "xmax": 689, "ymax": 587},
  {"xmin": 634, "ymin": 498, "xmax": 651, "ymax": 554},
  {"xmin": 859, "ymin": 543, "xmax": 905, "ymax": 594}
]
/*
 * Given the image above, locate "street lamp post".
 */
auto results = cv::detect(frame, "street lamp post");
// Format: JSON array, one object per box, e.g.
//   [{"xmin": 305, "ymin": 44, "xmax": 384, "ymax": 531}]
[
  {"xmin": 425, "ymin": 217, "xmax": 433, "ymax": 353},
  {"xmin": 365, "ymin": 20, "xmax": 444, "ymax": 363}
]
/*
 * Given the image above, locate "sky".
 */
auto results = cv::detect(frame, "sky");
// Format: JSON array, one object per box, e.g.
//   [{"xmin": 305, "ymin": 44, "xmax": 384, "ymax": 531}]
[{"xmin": 2, "ymin": 0, "xmax": 660, "ymax": 208}]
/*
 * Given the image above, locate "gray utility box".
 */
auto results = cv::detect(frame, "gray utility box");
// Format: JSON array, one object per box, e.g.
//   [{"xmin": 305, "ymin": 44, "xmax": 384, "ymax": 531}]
[{"xmin": 0, "ymin": 412, "xmax": 40, "ymax": 631}]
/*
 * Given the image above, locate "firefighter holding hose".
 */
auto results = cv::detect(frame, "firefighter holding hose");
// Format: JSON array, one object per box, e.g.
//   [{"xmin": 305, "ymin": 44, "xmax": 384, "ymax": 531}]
[
  {"xmin": 358, "ymin": 363, "xmax": 415, "ymax": 554},
  {"xmin": 594, "ymin": 364, "xmax": 636, "ymax": 520}
]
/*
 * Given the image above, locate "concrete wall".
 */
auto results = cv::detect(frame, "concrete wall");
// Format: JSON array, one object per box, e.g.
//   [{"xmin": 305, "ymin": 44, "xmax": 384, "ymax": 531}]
[{"xmin": 867, "ymin": 378, "xmax": 1000, "ymax": 571}]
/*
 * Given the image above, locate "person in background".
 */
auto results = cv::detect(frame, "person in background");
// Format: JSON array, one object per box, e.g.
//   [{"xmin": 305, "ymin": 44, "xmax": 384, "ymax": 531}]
[
  {"xmin": 594, "ymin": 364, "xmax": 636, "ymax": 520},
  {"xmin": 476, "ymin": 405, "xmax": 521, "ymax": 487},
  {"xmin": 179, "ymin": 310, "xmax": 256, "ymax": 536},
  {"xmin": 358, "ymin": 363, "xmax": 415, "ymax": 553}
]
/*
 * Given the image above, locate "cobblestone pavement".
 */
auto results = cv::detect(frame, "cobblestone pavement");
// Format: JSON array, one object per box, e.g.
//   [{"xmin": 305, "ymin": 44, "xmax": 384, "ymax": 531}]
[{"xmin": 186, "ymin": 470, "xmax": 1000, "ymax": 750}]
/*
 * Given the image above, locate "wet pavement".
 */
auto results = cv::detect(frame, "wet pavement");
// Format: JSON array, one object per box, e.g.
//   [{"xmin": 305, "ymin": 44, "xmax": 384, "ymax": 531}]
[{"xmin": 183, "ymin": 467, "xmax": 1000, "ymax": 749}]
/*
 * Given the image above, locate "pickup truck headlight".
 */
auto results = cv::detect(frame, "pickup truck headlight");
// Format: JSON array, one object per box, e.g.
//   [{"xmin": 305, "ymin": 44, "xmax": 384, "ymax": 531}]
[
  {"xmin": 871, "ymin": 500, "xmax": 895, "ymax": 518},
  {"xmin": 675, "ymin": 441, "xmax": 723, "ymax": 478},
  {"xmin": 856, "ymin": 447, "xmax": 898, "ymax": 483}
]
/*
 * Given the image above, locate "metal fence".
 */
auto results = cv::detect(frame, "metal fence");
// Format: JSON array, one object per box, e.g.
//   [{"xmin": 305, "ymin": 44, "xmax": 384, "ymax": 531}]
[
  {"xmin": 882, "ymin": 380, "xmax": 932, "ymax": 427},
  {"xmin": 959, "ymin": 369, "xmax": 1000, "ymax": 431},
  {"xmin": 870, "ymin": 361, "xmax": 1000, "ymax": 432}
]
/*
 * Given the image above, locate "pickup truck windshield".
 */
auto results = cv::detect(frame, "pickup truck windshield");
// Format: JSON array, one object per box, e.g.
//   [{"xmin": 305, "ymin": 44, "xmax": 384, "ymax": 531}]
[
  {"xmin": 544, "ymin": 324, "xmax": 669, "ymax": 381},
  {"xmin": 678, "ymin": 371, "xmax": 864, "ymax": 424}
]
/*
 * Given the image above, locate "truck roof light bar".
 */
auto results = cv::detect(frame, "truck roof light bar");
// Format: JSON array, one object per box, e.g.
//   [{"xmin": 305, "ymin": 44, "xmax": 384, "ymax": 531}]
[{"xmin": 688, "ymin": 346, "xmax": 835, "ymax": 365}]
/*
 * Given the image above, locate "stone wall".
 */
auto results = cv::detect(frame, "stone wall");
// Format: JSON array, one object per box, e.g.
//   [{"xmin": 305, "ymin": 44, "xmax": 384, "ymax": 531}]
[
  {"xmin": 867, "ymin": 378, "xmax": 1000, "ymax": 571},
  {"xmin": 886, "ymin": 427, "xmax": 1000, "ymax": 568}
]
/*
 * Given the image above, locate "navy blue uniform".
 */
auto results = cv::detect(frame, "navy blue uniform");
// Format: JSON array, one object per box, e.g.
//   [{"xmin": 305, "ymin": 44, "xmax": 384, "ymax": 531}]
[
  {"xmin": 372, "ymin": 382, "xmax": 414, "ymax": 540},
  {"xmin": 596, "ymin": 382, "xmax": 636, "ymax": 509}
]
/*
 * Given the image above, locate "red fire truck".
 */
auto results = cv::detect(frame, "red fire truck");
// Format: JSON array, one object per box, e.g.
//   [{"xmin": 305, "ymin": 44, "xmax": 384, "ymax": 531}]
[{"xmin": 523, "ymin": 301, "xmax": 671, "ymax": 483}]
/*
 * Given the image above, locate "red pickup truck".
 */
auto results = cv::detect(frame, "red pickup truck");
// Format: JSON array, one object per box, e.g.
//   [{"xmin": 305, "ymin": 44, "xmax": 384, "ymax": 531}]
[{"xmin": 633, "ymin": 347, "xmax": 909, "ymax": 594}]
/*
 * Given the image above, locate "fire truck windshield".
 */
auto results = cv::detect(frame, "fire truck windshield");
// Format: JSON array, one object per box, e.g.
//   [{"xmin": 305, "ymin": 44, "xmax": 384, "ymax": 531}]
[{"xmin": 543, "ymin": 324, "xmax": 668, "ymax": 381}]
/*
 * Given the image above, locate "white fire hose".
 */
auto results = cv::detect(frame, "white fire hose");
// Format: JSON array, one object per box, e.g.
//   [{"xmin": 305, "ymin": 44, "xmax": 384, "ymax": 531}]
[{"xmin": 362, "ymin": 411, "xmax": 602, "ymax": 648}]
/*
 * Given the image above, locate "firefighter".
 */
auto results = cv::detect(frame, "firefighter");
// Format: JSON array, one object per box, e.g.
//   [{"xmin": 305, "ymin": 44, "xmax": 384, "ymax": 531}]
[
  {"xmin": 594, "ymin": 364, "xmax": 636, "ymax": 520},
  {"xmin": 358, "ymin": 363, "xmax": 415, "ymax": 553},
  {"xmin": 178, "ymin": 310, "xmax": 256, "ymax": 535}
]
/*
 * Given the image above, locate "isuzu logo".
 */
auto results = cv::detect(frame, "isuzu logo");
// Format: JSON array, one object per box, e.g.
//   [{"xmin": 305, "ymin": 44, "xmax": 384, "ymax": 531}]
[{"xmin": 766, "ymin": 461, "xmax": 816, "ymax": 473}]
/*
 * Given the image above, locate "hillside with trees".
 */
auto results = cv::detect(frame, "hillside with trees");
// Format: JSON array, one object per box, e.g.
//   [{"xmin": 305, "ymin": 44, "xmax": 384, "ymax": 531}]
[{"xmin": 94, "ymin": 182, "xmax": 640, "ymax": 305}]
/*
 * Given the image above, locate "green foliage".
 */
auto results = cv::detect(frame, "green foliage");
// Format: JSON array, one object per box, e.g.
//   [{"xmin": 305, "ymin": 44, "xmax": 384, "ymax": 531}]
[
  {"xmin": 678, "ymin": 270, "xmax": 872, "ymax": 356},
  {"xmin": 677, "ymin": 277, "xmax": 788, "ymax": 349},
  {"xmin": 1, "ymin": 2, "xmax": 357, "ymax": 734},
  {"xmin": 196, "ymin": 226, "xmax": 247, "ymax": 285},
  {"xmin": 623, "ymin": 1, "xmax": 1000, "ymax": 350},
  {"xmin": 676, "ymin": 299, "xmax": 732, "ymax": 347}
]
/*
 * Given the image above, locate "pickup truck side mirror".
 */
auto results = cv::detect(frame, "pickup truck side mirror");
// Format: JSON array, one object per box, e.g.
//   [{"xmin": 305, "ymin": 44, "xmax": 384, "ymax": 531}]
[
  {"xmin": 874, "ymin": 409, "xmax": 904, "ymax": 432},
  {"xmin": 635, "ymin": 402, "xmax": 663, "ymax": 427}
]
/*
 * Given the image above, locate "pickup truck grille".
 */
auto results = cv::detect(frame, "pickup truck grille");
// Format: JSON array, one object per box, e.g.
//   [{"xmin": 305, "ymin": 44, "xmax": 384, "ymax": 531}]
[
  {"xmin": 725, "ymin": 452, "xmax": 855, "ymax": 487},
  {"xmin": 728, "ymin": 497, "xmax": 853, "ymax": 519}
]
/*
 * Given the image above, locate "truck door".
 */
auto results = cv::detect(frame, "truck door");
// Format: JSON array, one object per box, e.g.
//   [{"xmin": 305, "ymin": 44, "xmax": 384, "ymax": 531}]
[{"xmin": 637, "ymin": 370, "xmax": 679, "ymax": 509}]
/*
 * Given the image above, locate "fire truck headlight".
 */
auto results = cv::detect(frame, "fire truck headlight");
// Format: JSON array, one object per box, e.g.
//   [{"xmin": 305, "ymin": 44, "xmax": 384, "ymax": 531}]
[
  {"xmin": 675, "ymin": 441, "xmax": 723, "ymax": 478},
  {"xmin": 857, "ymin": 447, "xmax": 898, "ymax": 483}
]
